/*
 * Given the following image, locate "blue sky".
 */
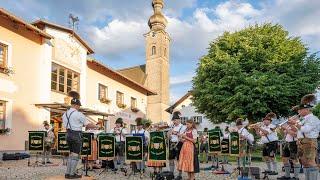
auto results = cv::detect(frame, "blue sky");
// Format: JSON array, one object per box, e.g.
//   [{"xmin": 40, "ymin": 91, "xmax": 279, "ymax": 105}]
[{"xmin": 1, "ymin": 0, "xmax": 319, "ymax": 103}]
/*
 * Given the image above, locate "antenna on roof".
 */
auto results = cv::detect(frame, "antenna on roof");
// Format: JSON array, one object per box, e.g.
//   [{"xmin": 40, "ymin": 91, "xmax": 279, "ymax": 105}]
[{"xmin": 68, "ymin": 14, "xmax": 79, "ymax": 32}]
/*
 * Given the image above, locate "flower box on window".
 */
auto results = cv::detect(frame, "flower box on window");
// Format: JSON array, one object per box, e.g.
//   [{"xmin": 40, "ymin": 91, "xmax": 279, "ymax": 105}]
[
  {"xmin": 0, "ymin": 128, "xmax": 10, "ymax": 135},
  {"xmin": 131, "ymin": 107, "xmax": 139, "ymax": 113},
  {"xmin": 0, "ymin": 66, "xmax": 14, "ymax": 75},
  {"xmin": 100, "ymin": 97, "xmax": 111, "ymax": 104},
  {"xmin": 117, "ymin": 103, "xmax": 127, "ymax": 109}
]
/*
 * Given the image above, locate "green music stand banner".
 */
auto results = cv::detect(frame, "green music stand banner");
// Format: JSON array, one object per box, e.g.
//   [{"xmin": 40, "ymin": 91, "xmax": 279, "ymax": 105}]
[
  {"xmin": 208, "ymin": 129, "xmax": 221, "ymax": 153},
  {"xmin": 57, "ymin": 132, "xmax": 69, "ymax": 153},
  {"xmin": 81, "ymin": 132, "xmax": 93, "ymax": 157},
  {"xmin": 230, "ymin": 132, "xmax": 240, "ymax": 156},
  {"xmin": 221, "ymin": 138, "xmax": 230, "ymax": 155},
  {"xmin": 98, "ymin": 134, "xmax": 115, "ymax": 160},
  {"xmin": 148, "ymin": 131, "xmax": 166, "ymax": 163},
  {"xmin": 28, "ymin": 131, "xmax": 46, "ymax": 152},
  {"xmin": 125, "ymin": 136, "xmax": 143, "ymax": 162}
]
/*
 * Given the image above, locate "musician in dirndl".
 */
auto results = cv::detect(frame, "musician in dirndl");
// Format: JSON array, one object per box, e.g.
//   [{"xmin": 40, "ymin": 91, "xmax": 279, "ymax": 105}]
[
  {"xmin": 109, "ymin": 118, "xmax": 127, "ymax": 171},
  {"xmin": 277, "ymin": 115, "xmax": 300, "ymax": 180},
  {"xmin": 131, "ymin": 117, "xmax": 150, "ymax": 173},
  {"xmin": 235, "ymin": 118, "xmax": 254, "ymax": 168},
  {"xmin": 177, "ymin": 119, "xmax": 200, "ymax": 180},
  {"xmin": 254, "ymin": 112, "xmax": 279, "ymax": 175},
  {"xmin": 295, "ymin": 94, "xmax": 320, "ymax": 180},
  {"xmin": 168, "ymin": 111, "xmax": 186, "ymax": 179}
]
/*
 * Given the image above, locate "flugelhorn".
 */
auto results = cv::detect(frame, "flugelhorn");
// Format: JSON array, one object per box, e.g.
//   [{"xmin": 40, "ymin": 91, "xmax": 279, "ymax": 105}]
[{"xmin": 248, "ymin": 122, "xmax": 263, "ymax": 129}]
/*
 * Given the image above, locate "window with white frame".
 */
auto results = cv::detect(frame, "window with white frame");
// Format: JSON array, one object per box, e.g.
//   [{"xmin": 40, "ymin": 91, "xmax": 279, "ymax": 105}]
[
  {"xmin": 98, "ymin": 84, "xmax": 108, "ymax": 100},
  {"xmin": 0, "ymin": 42, "xmax": 8, "ymax": 68},
  {"xmin": 131, "ymin": 97, "xmax": 137, "ymax": 109},
  {"xmin": 116, "ymin": 91, "xmax": 124, "ymax": 105},
  {"xmin": 51, "ymin": 63, "xmax": 80, "ymax": 94},
  {"xmin": 180, "ymin": 116, "xmax": 188, "ymax": 124},
  {"xmin": 0, "ymin": 101, "xmax": 6, "ymax": 129},
  {"xmin": 192, "ymin": 116, "xmax": 202, "ymax": 124}
]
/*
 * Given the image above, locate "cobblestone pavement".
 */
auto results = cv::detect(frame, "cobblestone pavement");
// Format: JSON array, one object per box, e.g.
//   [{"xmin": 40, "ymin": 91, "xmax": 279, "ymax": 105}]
[{"xmin": 0, "ymin": 158, "xmax": 310, "ymax": 180}]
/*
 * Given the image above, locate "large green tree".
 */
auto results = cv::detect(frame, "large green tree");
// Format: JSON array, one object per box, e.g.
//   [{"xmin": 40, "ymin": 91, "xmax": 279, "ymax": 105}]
[{"xmin": 192, "ymin": 23, "xmax": 320, "ymax": 123}]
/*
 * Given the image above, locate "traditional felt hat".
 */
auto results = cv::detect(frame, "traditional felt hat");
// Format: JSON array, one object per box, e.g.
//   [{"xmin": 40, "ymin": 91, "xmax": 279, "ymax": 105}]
[
  {"xmin": 43, "ymin": 121, "xmax": 49, "ymax": 126},
  {"xmin": 68, "ymin": 91, "xmax": 81, "ymax": 106},
  {"xmin": 297, "ymin": 94, "xmax": 316, "ymax": 110},
  {"xmin": 171, "ymin": 111, "xmax": 181, "ymax": 121},
  {"xmin": 115, "ymin": 118, "xmax": 123, "ymax": 124},
  {"xmin": 263, "ymin": 112, "xmax": 276, "ymax": 121},
  {"xmin": 236, "ymin": 118, "xmax": 243, "ymax": 126},
  {"xmin": 135, "ymin": 117, "xmax": 143, "ymax": 126}
]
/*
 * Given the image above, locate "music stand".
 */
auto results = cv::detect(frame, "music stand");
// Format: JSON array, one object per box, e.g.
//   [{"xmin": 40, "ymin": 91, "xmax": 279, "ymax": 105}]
[{"xmin": 27, "ymin": 131, "xmax": 47, "ymax": 167}]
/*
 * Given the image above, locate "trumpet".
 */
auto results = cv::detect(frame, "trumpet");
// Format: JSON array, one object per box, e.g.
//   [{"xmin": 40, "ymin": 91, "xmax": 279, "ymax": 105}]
[{"xmin": 248, "ymin": 122, "xmax": 263, "ymax": 129}]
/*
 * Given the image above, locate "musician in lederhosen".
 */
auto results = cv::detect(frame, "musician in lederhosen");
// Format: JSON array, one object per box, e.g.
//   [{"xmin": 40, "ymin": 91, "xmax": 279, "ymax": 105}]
[
  {"xmin": 131, "ymin": 117, "xmax": 150, "ymax": 173},
  {"xmin": 277, "ymin": 115, "xmax": 300, "ymax": 180},
  {"xmin": 42, "ymin": 121, "xmax": 54, "ymax": 164},
  {"xmin": 168, "ymin": 111, "xmax": 186, "ymax": 180},
  {"xmin": 199, "ymin": 128, "xmax": 209, "ymax": 163},
  {"xmin": 109, "ymin": 118, "xmax": 127, "ymax": 172},
  {"xmin": 235, "ymin": 118, "xmax": 254, "ymax": 168},
  {"xmin": 253, "ymin": 112, "xmax": 279, "ymax": 175},
  {"xmin": 221, "ymin": 126, "xmax": 230, "ymax": 164},
  {"xmin": 62, "ymin": 92, "xmax": 94, "ymax": 179},
  {"xmin": 295, "ymin": 94, "xmax": 320, "ymax": 180}
]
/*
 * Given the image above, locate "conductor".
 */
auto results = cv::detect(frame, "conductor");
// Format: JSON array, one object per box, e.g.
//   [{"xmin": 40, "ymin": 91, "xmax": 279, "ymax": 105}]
[{"xmin": 62, "ymin": 91, "xmax": 92, "ymax": 179}]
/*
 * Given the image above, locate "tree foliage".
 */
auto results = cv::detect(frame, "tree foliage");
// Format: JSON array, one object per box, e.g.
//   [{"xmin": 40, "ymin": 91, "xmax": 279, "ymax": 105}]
[{"xmin": 192, "ymin": 23, "xmax": 320, "ymax": 123}]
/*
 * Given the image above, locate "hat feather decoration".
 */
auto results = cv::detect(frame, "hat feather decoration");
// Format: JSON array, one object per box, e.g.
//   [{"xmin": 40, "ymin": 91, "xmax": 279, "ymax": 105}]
[
  {"xmin": 300, "ymin": 94, "xmax": 316, "ymax": 106},
  {"xmin": 68, "ymin": 91, "xmax": 80, "ymax": 99},
  {"xmin": 171, "ymin": 111, "xmax": 181, "ymax": 120},
  {"xmin": 265, "ymin": 112, "xmax": 276, "ymax": 119},
  {"xmin": 135, "ymin": 117, "xmax": 143, "ymax": 126}
]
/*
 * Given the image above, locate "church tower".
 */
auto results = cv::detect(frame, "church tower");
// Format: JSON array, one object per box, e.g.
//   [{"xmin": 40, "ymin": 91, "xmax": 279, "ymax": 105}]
[{"xmin": 145, "ymin": 0, "xmax": 170, "ymax": 123}]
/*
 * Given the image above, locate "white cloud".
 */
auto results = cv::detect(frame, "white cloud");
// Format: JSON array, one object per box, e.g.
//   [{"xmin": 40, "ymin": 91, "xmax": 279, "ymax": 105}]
[
  {"xmin": 85, "ymin": 19, "xmax": 147, "ymax": 58},
  {"xmin": 170, "ymin": 73, "xmax": 194, "ymax": 86}
]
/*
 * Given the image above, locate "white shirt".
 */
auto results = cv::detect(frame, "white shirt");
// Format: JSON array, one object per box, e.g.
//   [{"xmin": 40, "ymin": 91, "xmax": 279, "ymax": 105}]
[
  {"xmin": 284, "ymin": 127, "xmax": 296, "ymax": 142},
  {"xmin": 300, "ymin": 113, "xmax": 320, "ymax": 139},
  {"xmin": 260, "ymin": 124, "xmax": 278, "ymax": 144},
  {"xmin": 62, "ymin": 108, "xmax": 89, "ymax": 131},
  {"xmin": 132, "ymin": 128, "xmax": 150, "ymax": 144},
  {"xmin": 170, "ymin": 123, "xmax": 186, "ymax": 142},
  {"xmin": 223, "ymin": 132, "xmax": 230, "ymax": 139},
  {"xmin": 238, "ymin": 127, "xmax": 254, "ymax": 144},
  {"xmin": 110, "ymin": 127, "xmax": 128, "ymax": 142}
]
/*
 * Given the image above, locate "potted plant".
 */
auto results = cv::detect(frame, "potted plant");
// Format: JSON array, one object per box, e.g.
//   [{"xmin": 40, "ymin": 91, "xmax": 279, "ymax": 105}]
[
  {"xmin": 100, "ymin": 97, "xmax": 111, "ymax": 104},
  {"xmin": 0, "ymin": 128, "xmax": 11, "ymax": 135},
  {"xmin": 117, "ymin": 103, "xmax": 127, "ymax": 109}
]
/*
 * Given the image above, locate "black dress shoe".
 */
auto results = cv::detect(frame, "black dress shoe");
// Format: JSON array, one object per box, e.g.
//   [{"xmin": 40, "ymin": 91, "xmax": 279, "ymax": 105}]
[
  {"xmin": 65, "ymin": 174, "xmax": 70, "ymax": 178},
  {"xmin": 269, "ymin": 171, "xmax": 278, "ymax": 175},
  {"xmin": 67, "ymin": 174, "xmax": 82, "ymax": 179},
  {"xmin": 174, "ymin": 175, "xmax": 182, "ymax": 180},
  {"xmin": 276, "ymin": 176, "xmax": 290, "ymax": 180}
]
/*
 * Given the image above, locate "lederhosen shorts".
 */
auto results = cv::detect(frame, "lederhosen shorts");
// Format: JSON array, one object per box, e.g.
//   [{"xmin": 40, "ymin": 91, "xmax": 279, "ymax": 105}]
[
  {"xmin": 169, "ymin": 141, "xmax": 183, "ymax": 160},
  {"xmin": 200, "ymin": 142, "xmax": 208, "ymax": 153},
  {"xmin": 282, "ymin": 141, "xmax": 298, "ymax": 160},
  {"xmin": 297, "ymin": 138, "xmax": 318, "ymax": 166},
  {"xmin": 263, "ymin": 141, "xmax": 277, "ymax": 157},
  {"xmin": 66, "ymin": 129, "xmax": 82, "ymax": 154},
  {"xmin": 115, "ymin": 141, "xmax": 125, "ymax": 156}
]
